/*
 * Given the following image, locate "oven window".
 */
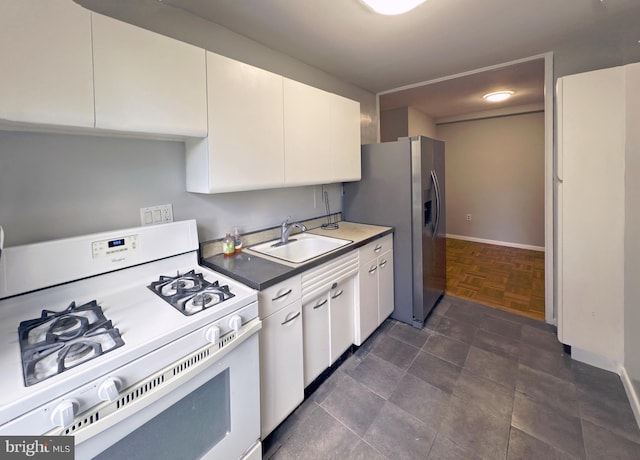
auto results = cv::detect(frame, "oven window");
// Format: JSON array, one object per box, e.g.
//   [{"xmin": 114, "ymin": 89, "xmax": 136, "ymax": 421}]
[{"xmin": 94, "ymin": 369, "xmax": 230, "ymax": 460}]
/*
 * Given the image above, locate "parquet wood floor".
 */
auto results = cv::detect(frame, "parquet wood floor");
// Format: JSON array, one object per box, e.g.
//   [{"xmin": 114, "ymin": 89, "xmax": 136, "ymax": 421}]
[{"xmin": 445, "ymin": 238, "xmax": 545, "ymax": 320}]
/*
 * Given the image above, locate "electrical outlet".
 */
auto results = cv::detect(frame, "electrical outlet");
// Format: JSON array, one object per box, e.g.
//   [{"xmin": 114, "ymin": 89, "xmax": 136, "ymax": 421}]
[
  {"xmin": 140, "ymin": 204, "xmax": 174, "ymax": 226},
  {"xmin": 466, "ymin": 213, "xmax": 472, "ymax": 221}
]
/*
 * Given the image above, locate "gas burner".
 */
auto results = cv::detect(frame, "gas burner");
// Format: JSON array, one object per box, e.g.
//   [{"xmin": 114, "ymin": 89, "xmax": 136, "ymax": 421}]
[
  {"xmin": 179, "ymin": 282, "xmax": 235, "ymax": 316},
  {"xmin": 148, "ymin": 270, "xmax": 208, "ymax": 297},
  {"xmin": 148, "ymin": 273, "xmax": 235, "ymax": 316},
  {"xmin": 18, "ymin": 301, "xmax": 124, "ymax": 386}
]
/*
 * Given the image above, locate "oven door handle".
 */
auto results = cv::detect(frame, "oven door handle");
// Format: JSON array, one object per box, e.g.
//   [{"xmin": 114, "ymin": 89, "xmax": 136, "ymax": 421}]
[{"xmin": 281, "ymin": 311, "xmax": 301, "ymax": 325}]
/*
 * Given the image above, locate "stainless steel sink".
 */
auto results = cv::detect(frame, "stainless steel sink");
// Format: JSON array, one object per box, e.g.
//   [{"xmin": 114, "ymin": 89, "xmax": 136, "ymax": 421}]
[{"xmin": 248, "ymin": 233, "xmax": 352, "ymax": 264}]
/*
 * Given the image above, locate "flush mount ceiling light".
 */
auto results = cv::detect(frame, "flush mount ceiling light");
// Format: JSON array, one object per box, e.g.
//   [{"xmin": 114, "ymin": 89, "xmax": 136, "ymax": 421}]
[
  {"xmin": 360, "ymin": 0, "xmax": 427, "ymax": 15},
  {"xmin": 483, "ymin": 91, "xmax": 514, "ymax": 102}
]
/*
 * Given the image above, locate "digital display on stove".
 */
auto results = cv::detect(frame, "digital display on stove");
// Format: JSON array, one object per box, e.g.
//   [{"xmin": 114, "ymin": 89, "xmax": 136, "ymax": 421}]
[{"xmin": 108, "ymin": 238, "xmax": 125, "ymax": 248}]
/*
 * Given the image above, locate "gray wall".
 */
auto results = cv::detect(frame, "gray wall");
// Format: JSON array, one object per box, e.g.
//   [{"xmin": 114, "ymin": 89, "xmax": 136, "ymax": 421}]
[
  {"xmin": 0, "ymin": 132, "xmax": 344, "ymax": 246},
  {"xmin": 380, "ymin": 107, "xmax": 437, "ymax": 142},
  {"xmin": 380, "ymin": 108, "xmax": 409, "ymax": 143},
  {"xmin": 0, "ymin": 1, "xmax": 377, "ymax": 246},
  {"xmin": 437, "ymin": 112, "xmax": 545, "ymax": 247}
]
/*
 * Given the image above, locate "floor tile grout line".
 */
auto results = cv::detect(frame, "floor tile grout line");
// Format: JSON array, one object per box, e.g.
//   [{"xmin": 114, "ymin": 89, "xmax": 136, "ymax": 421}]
[{"xmin": 271, "ymin": 299, "xmax": 640, "ymax": 459}]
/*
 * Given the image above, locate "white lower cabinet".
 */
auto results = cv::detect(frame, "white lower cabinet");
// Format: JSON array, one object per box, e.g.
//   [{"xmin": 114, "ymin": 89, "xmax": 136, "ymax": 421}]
[
  {"xmin": 258, "ymin": 277, "xmax": 303, "ymax": 439},
  {"xmin": 377, "ymin": 250, "xmax": 394, "ymax": 322},
  {"xmin": 301, "ymin": 252, "xmax": 358, "ymax": 387},
  {"xmin": 329, "ymin": 276, "xmax": 355, "ymax": 363},
  {"xmin": 302, "ymin": 293, "xmax": 330, "ymax": 387},
  {"xmin": 357, "ymin": 257, "xmax": 379, "ymax": 345},
  {"xmin": 355, "ymin": 235, "xmax": 395, "ymax": 345},
  {"xmin": 259, "ymin": 236, "xmax": 392, "ymax": 435}
]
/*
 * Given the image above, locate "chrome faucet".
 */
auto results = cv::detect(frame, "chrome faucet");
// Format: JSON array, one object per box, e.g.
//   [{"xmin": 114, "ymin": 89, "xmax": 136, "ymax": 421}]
[{"xmin": 275, "ymin": 217, "xmax": 307, "ymax": 246}]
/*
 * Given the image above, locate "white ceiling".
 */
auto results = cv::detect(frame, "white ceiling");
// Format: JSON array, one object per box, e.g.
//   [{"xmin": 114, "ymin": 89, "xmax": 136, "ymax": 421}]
[
  {"xmin": 110, "ymin": 0, "xmax": 640, "ymax": 118},
  {"xmin": 379, "ymin": 58, "xmax": 546, "ymax": 119}
]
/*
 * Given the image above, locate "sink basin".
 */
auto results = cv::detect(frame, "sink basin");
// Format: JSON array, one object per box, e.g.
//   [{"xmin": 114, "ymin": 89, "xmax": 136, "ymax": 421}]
[{"xmin": 248, "ymin": 233, "xmax": 352, "ymax": 264}]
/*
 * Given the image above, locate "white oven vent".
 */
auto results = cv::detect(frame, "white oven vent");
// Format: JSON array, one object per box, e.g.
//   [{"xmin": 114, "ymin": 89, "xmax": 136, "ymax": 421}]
[
  {"xmin": 173, "ymin": 349, "xmax": 210, "ymax": 377},
  {"xmin": 62, "ymin": 411, "xmax": 100, "ymax": 435},
  {"xmin": 117, "ymin": 375, "xmax": 166, "ymax": 410},
  {"xmin": 218, "ymin": 332, "xmax": 236, "ymax": 349}
]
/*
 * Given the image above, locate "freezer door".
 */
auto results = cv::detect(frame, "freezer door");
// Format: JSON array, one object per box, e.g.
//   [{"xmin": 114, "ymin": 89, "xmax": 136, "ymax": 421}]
[
  {"xmin": 432, "ymin": 140, "xmax": 447, "ymax": 297},
  {"xmin": 413, "ymin": 137, "xmax": 446, "ymax": 324}
]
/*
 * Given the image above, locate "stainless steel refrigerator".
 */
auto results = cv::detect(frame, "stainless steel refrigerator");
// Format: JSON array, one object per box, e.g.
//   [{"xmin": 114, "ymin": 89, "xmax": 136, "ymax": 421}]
[{"xmin": 343, "ymin": 136, "xmax": 446, "ymax": 328}]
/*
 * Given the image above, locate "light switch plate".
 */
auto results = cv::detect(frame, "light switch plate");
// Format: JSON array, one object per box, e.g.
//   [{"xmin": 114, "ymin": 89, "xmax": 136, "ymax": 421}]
[{"xmin": 140, "ymin": 204, "xmax": 173, "ymax": 226}]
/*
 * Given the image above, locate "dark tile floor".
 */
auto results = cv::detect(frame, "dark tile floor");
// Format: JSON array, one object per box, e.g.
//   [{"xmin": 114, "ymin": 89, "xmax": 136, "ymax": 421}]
[{"xmin": 262, "ymin": 296, "xmax": 640, "ymax": 459}]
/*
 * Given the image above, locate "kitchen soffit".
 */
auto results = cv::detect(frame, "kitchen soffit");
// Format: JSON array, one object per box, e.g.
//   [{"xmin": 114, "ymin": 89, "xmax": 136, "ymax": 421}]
[{"xmin": 77, "ymin": 0, "xmax": 640, "ymax": 117}]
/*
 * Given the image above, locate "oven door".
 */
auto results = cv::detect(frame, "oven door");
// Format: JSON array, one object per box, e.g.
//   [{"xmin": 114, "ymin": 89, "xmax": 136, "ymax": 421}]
[{"xmin": 76, "ymin": 329, "xmax": 261, "ymax": 460}]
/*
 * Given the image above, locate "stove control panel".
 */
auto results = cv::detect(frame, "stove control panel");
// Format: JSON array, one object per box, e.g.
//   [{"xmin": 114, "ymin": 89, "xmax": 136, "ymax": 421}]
[{"xmin": 92, "ymin": 234, "xmax": 139, "ymax": 259}]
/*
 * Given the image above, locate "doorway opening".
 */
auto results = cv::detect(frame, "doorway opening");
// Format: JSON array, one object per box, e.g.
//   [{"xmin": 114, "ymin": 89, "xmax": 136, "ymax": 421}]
[{"xmin": 377, "ymin": 53, "xmax": 553, "ymax": 323}]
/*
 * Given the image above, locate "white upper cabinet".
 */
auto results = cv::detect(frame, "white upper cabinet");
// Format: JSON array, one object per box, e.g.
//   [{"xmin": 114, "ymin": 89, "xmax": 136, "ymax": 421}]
[
  {"xmin": 91, "ymin": 13, "xmax": 207, "ymax": 138},
  {"xmin": 283, "ymin": 79, "xmax": 362, "ymax": 186},
  {"xmin": 186, "ymin": 52, "xmax": 285, "ymax": 193},
  {"xmin": 283, "ymin": 78, "xmax": 333, "ymax": 185},
  {"xmin": 0, "ymin": 0, "xmax": 94, "ymax": 129},
  {"xmin": 331, "ymin": 94, "xmax": 361, "ymax": 182}
]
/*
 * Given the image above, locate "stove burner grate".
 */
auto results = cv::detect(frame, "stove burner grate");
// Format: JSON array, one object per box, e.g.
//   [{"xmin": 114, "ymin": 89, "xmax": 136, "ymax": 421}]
[
  {"xmin": 148, "ymin": 272, "xmax": 235, "ymax": 316},
  {"xmin": 18, "ymin": 301, "xmax": 124, "ymax": 386}
]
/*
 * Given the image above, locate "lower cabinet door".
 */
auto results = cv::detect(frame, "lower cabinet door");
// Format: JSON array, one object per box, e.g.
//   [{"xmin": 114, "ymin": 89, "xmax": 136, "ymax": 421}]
[
  {"xmin": 355, "ymin": 258, "xmax": 379, "ymax": 345},
  {"xmin": 302, "ymin": 293, "xmax": 330, "ymax": 387},
  {"xmin": 377, "ymin": 250, "xmax": 395, "ymax": 324},
  {"xmin": 329, "ymin": 276, "xmax": 355, "ymax": 363},
  {"xmin": 259, "ymin": 300, "xmax": 304, "ymax": 438}
]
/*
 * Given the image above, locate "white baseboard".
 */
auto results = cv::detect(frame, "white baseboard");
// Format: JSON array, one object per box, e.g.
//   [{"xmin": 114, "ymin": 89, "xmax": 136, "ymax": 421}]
[
  {"xmin": 620, "ymin": 366, "xmax": 640, "ymax": 430},
  {"xmin": 446, "ymin": 234, "xmax": 544, "ymax": 252},
  {"xmin": 570, "ymin": 347, "xmax": 619, "ymax": 373}
]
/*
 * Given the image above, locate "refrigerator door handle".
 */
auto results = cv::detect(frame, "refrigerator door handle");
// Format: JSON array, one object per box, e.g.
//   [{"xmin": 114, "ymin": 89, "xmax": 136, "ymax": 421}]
[{"xmin": 431, "ymin": 170, "xmax": 441, "ymax": 239}]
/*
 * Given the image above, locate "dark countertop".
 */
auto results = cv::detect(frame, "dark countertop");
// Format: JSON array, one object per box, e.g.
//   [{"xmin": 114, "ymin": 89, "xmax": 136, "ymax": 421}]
[{"xmin": 201, "ymin": 222, "xmax": 393, "ymax": 290}]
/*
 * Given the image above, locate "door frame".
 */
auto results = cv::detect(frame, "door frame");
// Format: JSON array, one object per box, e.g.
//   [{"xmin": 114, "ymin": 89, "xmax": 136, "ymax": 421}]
[{"xmin": 376, "ymin": 52, "xmax": 556, "ymax": 324}]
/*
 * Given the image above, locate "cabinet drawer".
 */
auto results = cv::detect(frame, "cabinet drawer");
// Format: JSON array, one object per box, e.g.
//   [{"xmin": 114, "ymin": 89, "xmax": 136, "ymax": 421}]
[
  {"xmin": 301, "ymin": 250, "xmax": 358, "ymax": 300},
  {"xmin": 258, "ymin": 274, "xmax": 302, "ymax": 319},
  {"xmin": 359, "ymin": 234, "xmax": 393, "ymax": 263}
]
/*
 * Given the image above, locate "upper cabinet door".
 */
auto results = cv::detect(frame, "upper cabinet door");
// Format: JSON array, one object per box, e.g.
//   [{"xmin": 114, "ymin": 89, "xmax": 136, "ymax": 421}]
[
  {"xmin": 283, "ymin": 79, "xmax": 333, "ymax": 186},
  {"xmin": 91, "ymin": 13, "xmax": 207, "ymax": 138},
  {"xmin": 0, "ymin": 0, "xmax": 94, "ymax": 128},
  {"xmin": 191, "ymin": 52, "xmax": 285, "ymax": 193},
  {"xmin": 331, "ymin": 95, "xmax": 361, "ymax": 182}
]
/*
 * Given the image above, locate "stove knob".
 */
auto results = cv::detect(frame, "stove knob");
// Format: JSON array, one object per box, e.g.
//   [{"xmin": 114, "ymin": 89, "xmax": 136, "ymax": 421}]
[
  {"xmin": 228, "ymin": 315, "xmax": 242, "ymax": 332},
  {"xmin": 205, "ymin": 325, "xmax": 221, "ymax": 343},
  {"xmin": 98, "ymin": 378, "xmax": 120, "ymax": 403},
  {"xmin": 51, "ymin": 400, "xmax": 77, "ymax": 429}
]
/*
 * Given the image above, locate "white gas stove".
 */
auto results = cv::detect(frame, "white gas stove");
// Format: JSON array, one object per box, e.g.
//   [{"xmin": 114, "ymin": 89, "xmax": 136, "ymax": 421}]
[{"xmin": 0, "ymin": 220, "xmax": 261, "ymax": 460}]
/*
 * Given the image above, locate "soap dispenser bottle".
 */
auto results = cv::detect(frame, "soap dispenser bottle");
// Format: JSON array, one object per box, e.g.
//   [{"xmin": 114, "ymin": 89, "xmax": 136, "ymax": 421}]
[{"xmin": 223, "ymin": 232, "xmax": 235, "ymax": 256}]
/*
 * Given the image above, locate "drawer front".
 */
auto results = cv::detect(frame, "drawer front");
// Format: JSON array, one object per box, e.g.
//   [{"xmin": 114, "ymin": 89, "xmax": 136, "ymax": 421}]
[
  {"xmin": 301, "ymin": 250, "xmax": 358, "ymax": 300},
  {"xmin": 359, "ymin": 234, "xmax": 393, "ymax": 263},
  {"xmin": 258, "ymin": 274, "xmax": 302, "ymax": 319}
]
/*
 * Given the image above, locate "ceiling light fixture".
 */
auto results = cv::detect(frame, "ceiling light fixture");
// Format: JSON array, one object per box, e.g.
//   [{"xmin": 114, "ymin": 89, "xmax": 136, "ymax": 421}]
[
  {"xmin": 483, "ymin": 91, "xmax": 514, "ymax": 102},
  {"xmin": 359, "ymin": 0, "xmax": 427, "ymax": 15}
]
